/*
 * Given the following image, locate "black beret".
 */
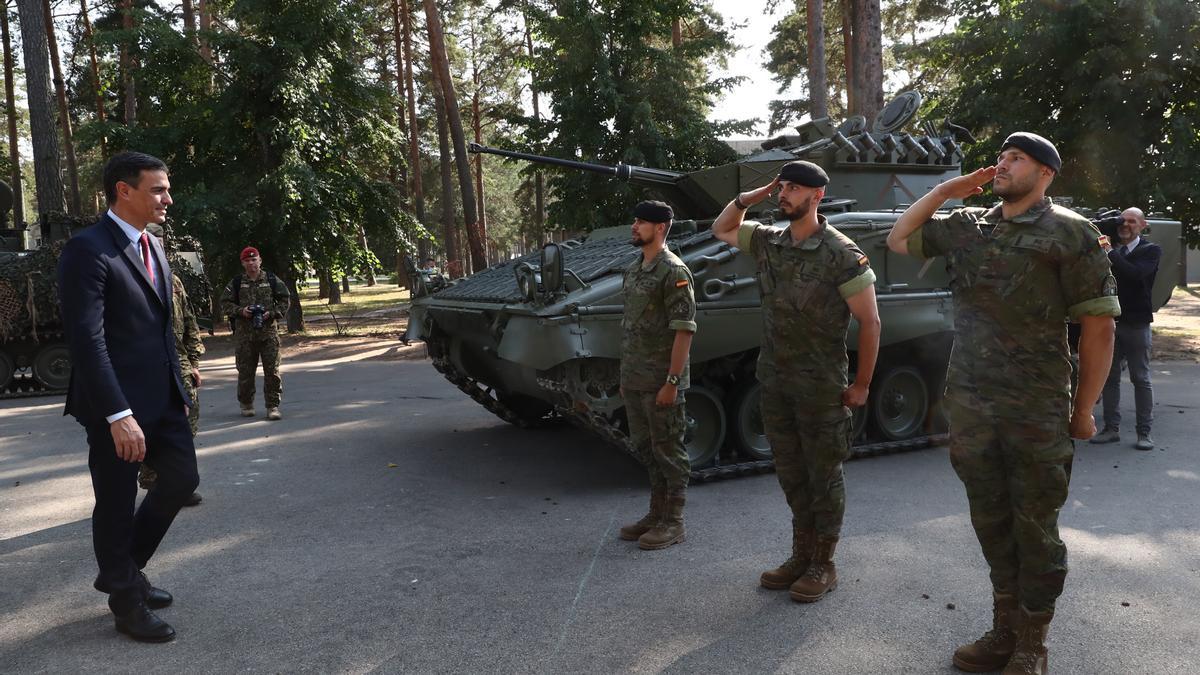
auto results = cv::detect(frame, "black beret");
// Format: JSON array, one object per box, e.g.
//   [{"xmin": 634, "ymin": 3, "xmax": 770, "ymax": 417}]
[
  {"xmin": 633, "ymin": 200, "xmax": 673, "ymax": 223},
  {"xmin": 777, "ymin": 160, "xmax": 829, "ymax": 187},
  {"xmin": 1000, "ymin": 132, "xmax": 1061, "ymax": 173}
]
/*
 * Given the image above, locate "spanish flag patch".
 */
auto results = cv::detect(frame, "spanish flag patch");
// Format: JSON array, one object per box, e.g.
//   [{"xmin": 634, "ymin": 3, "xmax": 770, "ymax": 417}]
[
  {"xmin": 675, "ymin": 279, "xmax": 689, "ymax": 288},
  {"xmin": 1097, "ymin": 235, "xmax": 1110, "ymax": 249},
  {"xmin": 857, "ymin": 255, "xmax": 869, "ymax": 266}
]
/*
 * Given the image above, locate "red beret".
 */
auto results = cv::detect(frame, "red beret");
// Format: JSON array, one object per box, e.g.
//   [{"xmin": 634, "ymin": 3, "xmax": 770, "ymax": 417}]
[{"xmin": 240, "ymin": 246, "xmax": 260, "ymax": 260}]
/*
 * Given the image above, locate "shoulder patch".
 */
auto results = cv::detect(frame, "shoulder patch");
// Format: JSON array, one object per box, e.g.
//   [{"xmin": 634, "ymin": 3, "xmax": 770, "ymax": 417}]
[
  {"xmin": 1097, "ymin": 235, "xmax": 1110, "ymax": 249},
  {"xmin": 675, "ymin": 279, "xmax": 689, "ymax": 288},
  {"xmin": 857, "ymin": 255, "xmax": 869, "ymax": 266}
]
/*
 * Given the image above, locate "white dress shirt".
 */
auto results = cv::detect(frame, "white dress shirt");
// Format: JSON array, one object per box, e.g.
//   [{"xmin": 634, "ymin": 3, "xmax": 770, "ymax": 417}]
[{"xmin": 1123, "ymin": 235, "xmax": 1141, "ymax": 256}]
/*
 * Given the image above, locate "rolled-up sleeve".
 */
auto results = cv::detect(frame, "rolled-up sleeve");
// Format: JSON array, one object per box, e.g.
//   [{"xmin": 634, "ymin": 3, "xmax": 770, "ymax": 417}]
[{"xmin": 663, "ymin": 265, "xmax": 697, "ymax": 333}]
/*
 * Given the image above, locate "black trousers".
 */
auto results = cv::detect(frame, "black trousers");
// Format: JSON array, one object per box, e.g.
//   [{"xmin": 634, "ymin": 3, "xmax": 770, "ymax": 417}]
[{"xmin": 86, "ymin": 404, "xmax": 199, "ymax": 614}]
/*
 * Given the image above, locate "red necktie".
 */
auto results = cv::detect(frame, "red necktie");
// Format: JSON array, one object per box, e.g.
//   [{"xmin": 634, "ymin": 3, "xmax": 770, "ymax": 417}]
[{"xmin": 140, "ymin": 232, "xmax": 156, "ymax": 287}]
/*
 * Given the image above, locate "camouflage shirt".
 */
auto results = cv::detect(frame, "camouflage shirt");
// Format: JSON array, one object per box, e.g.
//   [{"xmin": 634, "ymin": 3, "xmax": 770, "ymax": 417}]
[
  {"xmin": 738, "ymin": 216, "xmax": 876, "ymax": 420},
  {"xmin": 220, "ymin": 271, "xmax": 291, "ymax": 336},
  {"xmin": 619, "ymin": 248, "xmax": 697, "ymax": 392},
  {"xmin": 908, "ymin": 197, "xmax": 1120, "ymax": 422},
  {"xmin": 171, "ymin": 275, "xmax": 204, "ymax": 370}
]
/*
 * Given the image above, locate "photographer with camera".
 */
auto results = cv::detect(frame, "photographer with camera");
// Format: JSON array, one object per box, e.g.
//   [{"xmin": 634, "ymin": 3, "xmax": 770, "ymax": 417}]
[
  {"xmin": 220, "ymin": 247, "xmax": 291, "ymax": 420},
  {"xmin": 1090, "ymin": 207, "xmax": 1162, "ymax": 450}
]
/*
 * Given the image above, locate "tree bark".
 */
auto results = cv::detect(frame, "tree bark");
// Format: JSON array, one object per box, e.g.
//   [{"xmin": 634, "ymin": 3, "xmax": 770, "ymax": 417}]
[
  {"xmin": 841, "ymin": 0, "xmax": 854, "ymax": 115},
  {"xmin": 341, "ymin": 275, "xmax": 350, "ymax": 294},
  {"xmin": 398, "ymin": 0, "xmax": 426, "ymax": 260},
  {"xmin": 181, "ymin": 0, "xmax": 195, "ymax": 33},
  {"xmin": 432, "ymin": 68, "xmax": 460, "ymax": 279},
  {"xmin": 851, "ymin": 0, "xmax": 883, "ymax": 122},
  {"xmin": 523, "ymin": 18, "xmax": 544, "ymax": 241},
  {"xmin": 1, "ymin": 4, "xmax": 24, "ymax": 227},
  {"xmin": 422, "ymin": 0, "xmax": 484, "ymax": 274},
  {"xmin": 79, "ymin": 0, "xmax": 107, "ymax": 155},
  {"xmin": 284, "ymin": 272, "xmax": 304, "ymax": 333},
  {"xmin": 197, "ymin": 0, "xmax": 212, "ymax": 63},
  {"xmin": 119, "ymin": 0, "xmax": 136, "ymax": 125},
  {"xmin": 318, "ymin": 271, "xmax": 329, "ymax": 299},
  {"xmin": 806, "ymin": 0, "xmax": 828, "ymax": 120},
  {"xmin": 468, "ymin": 10, "xmax": 487, "ymax": 265},
  {"xmin": 326, "ymin": 270, "xmax": 342, "ymax": 304},
  {"xmin": 671, "ymin": 18, "xmax": 682, "ymax": 48},
  {"xmin": 42, "ymin": 0, "xmax": 80, "ymax": 215},
  {"xmin": 14, "ymin": 0, "xmax": 65, "ymax": 234},
  {"xmin": 357, "ymin": 225, "xmax": 376, "ymax": 286}
]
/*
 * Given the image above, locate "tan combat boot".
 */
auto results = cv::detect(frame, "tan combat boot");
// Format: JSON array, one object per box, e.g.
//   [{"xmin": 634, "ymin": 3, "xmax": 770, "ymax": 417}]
[
  {"xmin": 241, "ymin": 405, "xmax": 255, "ymax": 417},
  {"xmin": 789, "ymin": 535, "xmax": 838, "ymax": 602},
  {"xmin": 267, "ymin": 407, "xmax": 282, "ymax": 420},
  {"xmin": 638, "ymin": 490, "xmax": 685, "ymax": 550},
  {"xmin": 619, "ymin": 489, "xmax": 664, "ymax": 541},
  {"xmin": 1002, "ymin": 607, "xmax": 1052, "ymax": 675},
  {"xmin": 952, "ymin": 592, "xmax": 1018, "ymax": 672},
  {"xmin": 760, "ymin": 526, "xmax": 813, "ymax": 590}
]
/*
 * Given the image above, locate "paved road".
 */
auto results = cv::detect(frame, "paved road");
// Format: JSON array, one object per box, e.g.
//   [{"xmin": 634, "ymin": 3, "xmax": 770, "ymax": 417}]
[{"xmin": 2, "ymin": 349, "xmax": 1197, "ymax": 674}]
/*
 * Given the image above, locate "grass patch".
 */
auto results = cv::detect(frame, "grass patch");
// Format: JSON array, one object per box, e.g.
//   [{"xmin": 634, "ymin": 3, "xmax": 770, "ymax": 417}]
[{"xmin": 298, "ymin": 279, "xmax": 412, "ymax": 318}]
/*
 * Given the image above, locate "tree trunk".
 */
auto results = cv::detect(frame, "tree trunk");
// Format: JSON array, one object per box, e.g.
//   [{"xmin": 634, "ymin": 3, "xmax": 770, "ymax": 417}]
[
  {"xmin": 79, "ymin": 0, "xmax": 107, "ymax": 155},
  {"xmin": 119, "ymin": 0, "xmax": 136, "ymax": 125},
  {"xmin": 326, "ymin": 270, "xmax": 342, "ymax": 304},
  {"xmin": 357, "ymin": 226, "xmax": 376, "ymax": 286},
  {"xmin": 469, "ymin": 11, "xmax": 487, "ymax": 265},
  {"xmin": 318, "ymin": 271, "xmax": 329, "ymax": 299},
  {"xmin": 671, "ymin": 18, "xmax": 682, "ymax": 48},
  {"xmin": 432, "ymin": 68, "xmax": 460, "ymax": 279},
  {"xmin": 806, "ymin": 0, "xmax": 828, "ymax": 120},
  {"xmin": 14, "ymin": 0, "xmax": 65, "ymax": 235},
  {"xmin": 523, "ymin": 19, "xmax": 544, "ymax": 241},
  {"xmin": 423, "ymin": 0, "xmax": 484, "ymax": 274},
  {"xmin": 284, "ymin": 272, "xmax": 304, "ymax": 333},
  {"xmin": 181, "ymin": 0, "xmax": 195, "ymax": 33},
  {"xmin": 42, "ymin": 0, "xmax": 80, "ymax": 216},
  {"xmin": 197, "ymin": 0, "xmax": 212, "ymax": 63},
  {"xmin": 851, "ymin": 0, "xmax": 883, "ymax": 122},
  {"xmin": 841, "ymin": 0, "xmax": 854, "ymax": 115},
  {"xmin": 341, "ymin": 275, "xmax": 350, "ymax": 294},
  {"xmin": 1, "ymin": 5, "xmax": 24, "ymax": 227},
  {"xmin": 399, "ymin": 0, "xmax": 426, "ymax": 261}
]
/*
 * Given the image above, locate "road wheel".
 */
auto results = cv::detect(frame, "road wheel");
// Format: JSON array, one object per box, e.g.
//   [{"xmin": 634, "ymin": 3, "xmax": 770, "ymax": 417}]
[
  {"xmin": 683, "ymin": 386, "xmax": 725, "ymax": 468},
  {"xmin": 870, "ymin": 365, "xmax": 928, "ymax": 440},
  {"xmin": 730, "ymin": 381, "xmax": 772, "ymax": 460},
  {"xmin": 850, "ymin": 404, "xmax": 869, "ymax": 442},
  {"xmin": 0, "ymin": 350, "xmax": 14, "ymax": 390},
  {"xmin": 32, "ymin": 342, "xmax": 71, "ymax": 390}
]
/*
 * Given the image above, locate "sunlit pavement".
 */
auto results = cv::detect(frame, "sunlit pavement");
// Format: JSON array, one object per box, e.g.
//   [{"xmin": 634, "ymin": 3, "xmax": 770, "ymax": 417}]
[{"xmin": 2, "ymin": 349, "xmax": 1197, "ymax": 674}]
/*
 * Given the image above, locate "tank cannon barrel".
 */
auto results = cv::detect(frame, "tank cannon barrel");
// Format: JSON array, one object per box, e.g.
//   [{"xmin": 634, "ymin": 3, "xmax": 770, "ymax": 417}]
[{"xmin": 468, "ymin": 143, "xmax": 683, "ymax": 188}]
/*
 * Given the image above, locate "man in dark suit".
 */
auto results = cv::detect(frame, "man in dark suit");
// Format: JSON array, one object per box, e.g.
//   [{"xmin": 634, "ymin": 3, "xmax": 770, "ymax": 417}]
[
  {"xmin": 1091, "ymin": 207, "xmax": 1162, "ymax": 451},
  {"xmin": 57, "ymin": 152, "xmax": 199, "ymax": 642}
]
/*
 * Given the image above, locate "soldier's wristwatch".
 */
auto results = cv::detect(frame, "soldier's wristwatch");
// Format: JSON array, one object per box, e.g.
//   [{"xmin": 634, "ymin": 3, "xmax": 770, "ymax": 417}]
[{"xmin": 665, "ymin": 373, "xmax": 681, "ymax": 386}]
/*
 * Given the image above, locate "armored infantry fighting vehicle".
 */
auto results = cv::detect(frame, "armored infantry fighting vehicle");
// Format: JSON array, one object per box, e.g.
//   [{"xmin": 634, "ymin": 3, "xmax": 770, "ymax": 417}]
[
  {"xmin": 406, "ymin": 93, "xmax": 1185, "ymax": 477},
  {"xmin": 0, "ymin": 191, "xmax": 212, "ymax": 398}
]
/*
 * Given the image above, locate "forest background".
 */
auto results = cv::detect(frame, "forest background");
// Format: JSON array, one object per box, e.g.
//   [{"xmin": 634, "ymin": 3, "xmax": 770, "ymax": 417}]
[{"xmin": 1, "ymin": 0, "xmax": 1196, "ymax": 331}]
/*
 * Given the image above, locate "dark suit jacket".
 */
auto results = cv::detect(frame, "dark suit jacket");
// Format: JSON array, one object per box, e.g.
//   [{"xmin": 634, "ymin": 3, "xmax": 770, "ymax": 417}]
[
  {"xmin": 1108, "ymin": 238, "xmax": 1162, "ymax": 325},
  {"xmin": 57, "ymin": 214, "xmax": 189, "ymax": 427}
]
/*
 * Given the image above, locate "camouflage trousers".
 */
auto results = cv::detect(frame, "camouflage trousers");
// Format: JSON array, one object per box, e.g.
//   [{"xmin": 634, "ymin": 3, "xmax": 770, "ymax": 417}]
[
  {"xmin": 624, "ymin": 389, "xmax": 690, "ymax": 491},
  {"xmin": 236, "ymin": 330, "xmax": 282, "ymax": 408},
  {"xmin": 945, "ymin": 397, "xmax": 1074, "ymax": 614},
  {"xmin": 760, "ymin": 385, "xmax": 852, "ymax": 537}
]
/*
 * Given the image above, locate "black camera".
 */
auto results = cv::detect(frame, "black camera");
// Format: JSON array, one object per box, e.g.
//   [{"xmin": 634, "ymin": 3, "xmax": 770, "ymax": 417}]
[
  {"xmin": 1091, "ymin": 209, "xmax": 1123, "ymax": 240},
  {"xmin": 247, "ymin": 304, "xmax": 267, "ymax": 329}
]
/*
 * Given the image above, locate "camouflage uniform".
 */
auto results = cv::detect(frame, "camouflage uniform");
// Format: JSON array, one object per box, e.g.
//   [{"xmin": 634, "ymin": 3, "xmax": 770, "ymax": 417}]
[
  {"xmin": 737, "ymin": 217, "xmax": 875, "ymax": 538},
  {"xmin": 619, "ymin": 248, "xmax": 697, "ymax": 491},
  {"xmin": 907, "ymin": 197, "xmax": 1120, "ymax": 613},
  {"xmin": 220, "ymin": 272, "xmax": 290, "ymax": 409}
]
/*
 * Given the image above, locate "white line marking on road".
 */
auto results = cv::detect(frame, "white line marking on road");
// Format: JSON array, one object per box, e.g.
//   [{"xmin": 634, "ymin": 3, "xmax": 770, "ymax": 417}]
[{"xmin": 545, "ymin": 509, "xmax": 616, "ymax": 673}]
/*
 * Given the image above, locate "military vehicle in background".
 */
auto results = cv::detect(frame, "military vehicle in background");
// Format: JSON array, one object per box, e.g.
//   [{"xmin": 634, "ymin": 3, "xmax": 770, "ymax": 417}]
[
  {"xmin": 0, "ymin": 183, "xmax": 212, "ymax": 398},
  {"xmin": 405, "ymin": 93, "xmax": 1184, "ymax": 477}
]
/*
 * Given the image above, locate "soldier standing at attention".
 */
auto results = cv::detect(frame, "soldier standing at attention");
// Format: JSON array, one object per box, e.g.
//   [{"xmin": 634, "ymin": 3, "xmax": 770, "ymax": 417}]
[
  {"xmin": 138, "ymin": 224, "xmax": 204, "ymax": 506},
  {"xmin": 710, "ymin": 161, "xmax": 881, "ymax": 603},
  {"xmin": 220, "ymin": 247, "xmax": 290, "ymax": 420},
  {"xmin": 617, "ymin": 200, "xmax": 697, "ymax": 551},
  {"xmin": 887, "ymin": 133, "xmax": 1119, "ymax": 675}
]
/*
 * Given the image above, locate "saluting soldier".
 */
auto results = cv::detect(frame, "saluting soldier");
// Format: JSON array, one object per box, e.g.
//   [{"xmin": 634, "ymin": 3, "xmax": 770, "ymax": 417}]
[
  {"xmin": 711, "ymin": 161, "xmax": 881, "ymax": 603},
  {"xmin": 887, "ymin": 133, "xmax": 1119, "ymax": 675},
  {"xmin": 617, "ymin": 200, "xmax": 697, "ymax": 551}
]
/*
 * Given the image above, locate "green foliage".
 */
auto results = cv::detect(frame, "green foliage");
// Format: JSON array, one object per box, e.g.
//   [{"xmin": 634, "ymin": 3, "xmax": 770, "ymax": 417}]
[
  {"xmin": 515, "ymin": 0, "xmax": 752, "ymax": 232},
  {"xmin": 915, "ymin": 0, "xmax": 1200, "ymax": 243}
]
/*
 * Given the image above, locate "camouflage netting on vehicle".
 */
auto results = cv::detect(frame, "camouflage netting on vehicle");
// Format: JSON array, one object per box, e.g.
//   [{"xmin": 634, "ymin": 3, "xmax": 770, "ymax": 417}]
[
  {"xmin": 433, "ymin": 230, "xmax": 712, "ymax": 304},
  {"xmin": 0, "ymin": 242, "xmax": 65, "ymax": 343}
]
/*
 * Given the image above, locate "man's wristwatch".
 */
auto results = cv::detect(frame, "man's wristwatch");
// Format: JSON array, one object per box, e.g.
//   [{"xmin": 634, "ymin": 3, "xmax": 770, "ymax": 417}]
[
  {"xmin": 733, "ymin": 194, "xmax": 749, "ymax": 210},
  {"xmin": 665, "ymin": 373, "xmax": 681, "ymax": 386}
]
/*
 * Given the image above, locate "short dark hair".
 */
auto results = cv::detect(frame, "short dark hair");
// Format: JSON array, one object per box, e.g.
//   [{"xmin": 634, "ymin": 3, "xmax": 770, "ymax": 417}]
[{"xmin": 103, "ymin": 151, "xmax": 168, "ymax": 203}]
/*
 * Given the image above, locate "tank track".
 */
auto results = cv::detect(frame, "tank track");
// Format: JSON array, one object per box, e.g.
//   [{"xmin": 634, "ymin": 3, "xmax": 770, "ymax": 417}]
[{"xmin": 430, "ymin": 347, "xmax": 948, "ymax": 482}]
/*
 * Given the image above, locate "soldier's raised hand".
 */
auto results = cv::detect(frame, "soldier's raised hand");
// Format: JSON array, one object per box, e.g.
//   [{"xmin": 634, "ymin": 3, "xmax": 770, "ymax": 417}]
[
  {"xmin": 933, "ymin": 166, "xmax": 996, "ymax": 201},
  {"xmin": 735, "ymin": 178, "xmax": 781, "ymax": 209}
]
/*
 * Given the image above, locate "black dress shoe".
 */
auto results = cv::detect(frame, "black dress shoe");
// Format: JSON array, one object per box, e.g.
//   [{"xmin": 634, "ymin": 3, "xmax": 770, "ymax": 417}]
[
  {"xmin": 138, "ymin": 572, "xmax": 173, "ymax": 609},
  {"xmin": 184, "ymin": 491, "xmax": 203, "ymax": 507},
  {"xmin": 113, "ymin": 604, "xmax": 176, "ymax": 643}
]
